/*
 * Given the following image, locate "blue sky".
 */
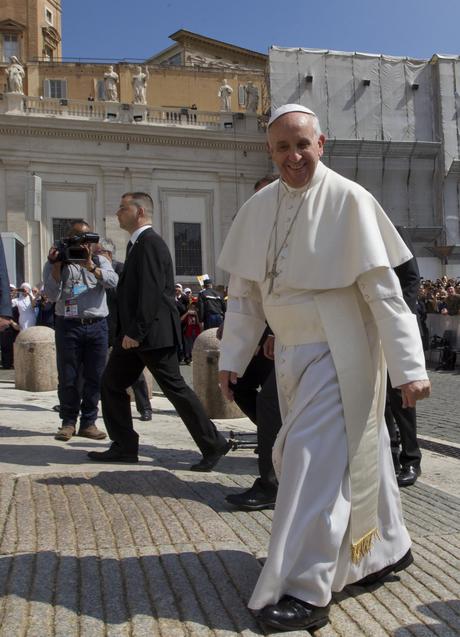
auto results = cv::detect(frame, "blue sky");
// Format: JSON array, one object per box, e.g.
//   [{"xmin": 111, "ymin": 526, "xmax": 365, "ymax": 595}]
[{"xmin": 62, "ymin": 0, "xmax": 460, "ymax": 61}]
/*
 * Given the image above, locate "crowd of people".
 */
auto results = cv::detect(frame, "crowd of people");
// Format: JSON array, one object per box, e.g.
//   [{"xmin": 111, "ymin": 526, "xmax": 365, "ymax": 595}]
[
  {"xmin": 418, "ymin": 276, "xmax": 460, "ymax": 315},
  {"xmin": 175, "ymin": 279, "xmax": 226, "ymax": 363},
  {"xmin": 0, "ymin": 283, "xmax": 55, "ymax": 368}
]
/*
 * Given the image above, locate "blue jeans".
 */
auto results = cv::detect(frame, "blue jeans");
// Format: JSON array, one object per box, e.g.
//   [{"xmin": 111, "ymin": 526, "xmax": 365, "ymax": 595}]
[
  {"xmin": 55, "ymin": 317, "xmax": 108, "ymax": 428},
  {"xmin": 204, "ymin": 313, "xmax": 223, "ymax": 330}
]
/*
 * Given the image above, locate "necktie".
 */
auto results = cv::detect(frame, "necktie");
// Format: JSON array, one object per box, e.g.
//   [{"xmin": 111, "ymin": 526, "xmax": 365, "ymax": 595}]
[{"xmin": 125, "ymin": 240, "xmax": 133, "ymax": 262}]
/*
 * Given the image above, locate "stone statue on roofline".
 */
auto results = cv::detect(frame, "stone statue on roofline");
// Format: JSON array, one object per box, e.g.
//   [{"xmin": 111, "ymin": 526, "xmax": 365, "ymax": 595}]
[
  {"xmin": 6, "ymin": 56, "xmax": 25, "ymax": 94},
  {"xmin": 132, "ymin": 66, "xmax": 149, "ymax": 105},
  {"xmin": 104, "ymin": 65, "xmax": 119, "ymax": 102},
  {"xmin": 245, "ymin": 81, "xmax": 259, "ymax": 113},
  {"xmin": 218, "ymin": 79, "xmax": 233, "ymax": 111}
]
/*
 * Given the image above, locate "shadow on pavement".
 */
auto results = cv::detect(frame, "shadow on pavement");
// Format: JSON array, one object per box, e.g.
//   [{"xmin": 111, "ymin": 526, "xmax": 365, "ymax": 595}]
[
  {"xmin": 0, "ymin": 425, "xmax": 52, "ymax": 437},
  {"xmin": 0, "ymin": 402, "xmax": 54, "ymax": 412},
  {"xmin": 0, "ymin": 548, "xmax": 266, "ymax": 634},
  {"xmin": 393, "ymin": 600, "xmax": 460, "ymax": 635},
  {"xmin": 34, "ymin": 470, "xmax": 249, "ymax": 510},
  {"xmin": 0, "ymin": 444, "xmax": 153, "ymax": 467}
]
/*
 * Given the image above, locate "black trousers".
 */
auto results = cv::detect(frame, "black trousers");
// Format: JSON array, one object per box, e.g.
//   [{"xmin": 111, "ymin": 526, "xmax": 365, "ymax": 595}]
[
  {"xmin": 385, "ymin": 376, "xmax": 421, "ymax": 470},
  {"xmin": 0, "ymin": 327, "xmax": 17, "ymax": 368},
  {"xmin": 233, "ymin": 348, "xmax": 282, "ymax": 488},
  {"xmin": 101, "ymin": 344, "xmax": 227, "ymax": 456},
  {"xmin": 256, "ymin": 368, "xmax": 282, "ymax": 488},
  {"xmin": 132, "ymin": 372, "xmax": 151, "ymax": 414}
]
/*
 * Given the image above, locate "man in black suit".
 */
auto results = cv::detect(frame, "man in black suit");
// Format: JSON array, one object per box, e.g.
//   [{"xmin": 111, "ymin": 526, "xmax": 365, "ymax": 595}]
[
  {"xmin": 88, "ymin": 192, "xmax": 230, "ymax": 470},
  {"xmin": 386, "ymin": 226, "xmax": 422, "ymax": 487}
]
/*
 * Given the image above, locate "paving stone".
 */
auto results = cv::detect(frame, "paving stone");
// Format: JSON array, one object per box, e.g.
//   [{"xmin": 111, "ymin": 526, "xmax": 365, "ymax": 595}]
[{"xmin": 0, "ymin": 369, "xmax": 460, "ymax": 636}]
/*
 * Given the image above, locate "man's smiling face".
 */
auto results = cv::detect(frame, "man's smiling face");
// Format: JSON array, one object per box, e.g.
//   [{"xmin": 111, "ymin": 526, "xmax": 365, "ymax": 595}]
[{"xmin": 267, "ymin": 112, "xmax": 325, "ymax": 188}]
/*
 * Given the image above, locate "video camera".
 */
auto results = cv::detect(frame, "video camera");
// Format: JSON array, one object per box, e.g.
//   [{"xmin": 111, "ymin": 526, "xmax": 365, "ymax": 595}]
[{"xmin": 54, "ymin": 232, "xmax": 100, "ymax": 263}]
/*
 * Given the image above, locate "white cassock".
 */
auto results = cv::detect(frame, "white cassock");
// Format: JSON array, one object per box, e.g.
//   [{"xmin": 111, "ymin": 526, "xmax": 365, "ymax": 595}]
[{"xmin": 217, "ymin": 161, "xmax": 428, "ymax": 609}]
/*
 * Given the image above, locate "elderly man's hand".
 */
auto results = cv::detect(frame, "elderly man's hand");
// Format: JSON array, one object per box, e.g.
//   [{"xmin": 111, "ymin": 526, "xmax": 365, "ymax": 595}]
[
  {"xmin": 263, "ymin": 335, "xmax": 275, "ymax": 360},
  {"xmin": 218, "ymin": 370, "xmax": 238, "ymax": 401},
  {"xmin": 122, "ymin": 335, "xmax": 140, "ymax": 349},
  {"xmin": 0, "ymin": 317, "xmax": 10, "ymax": 332},
  {"xmin": 397, "ymin": 379, "xmax": 431, "ymax": 408}
]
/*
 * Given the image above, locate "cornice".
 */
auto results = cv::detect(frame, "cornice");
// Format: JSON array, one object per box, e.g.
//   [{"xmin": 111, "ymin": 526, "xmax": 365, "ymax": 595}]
[{"xmin": 0, "ymin": 120, "xmax": 267, "ymax": 153}]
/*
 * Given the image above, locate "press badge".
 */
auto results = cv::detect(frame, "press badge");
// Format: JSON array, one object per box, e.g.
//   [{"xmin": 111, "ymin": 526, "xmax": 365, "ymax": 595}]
[
  {"xmin": 64, "ymin": 297, "xmax": 79, "ymax": 318},
  {"xmin": 72, "ymin": 283, "xmax": 87, "ymax": 296}
]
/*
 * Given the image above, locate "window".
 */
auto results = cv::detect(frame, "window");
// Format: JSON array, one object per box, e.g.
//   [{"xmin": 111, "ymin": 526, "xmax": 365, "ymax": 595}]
[
  {"xmin": 43, "ymin": 45, "xmax": 53, "ymax": 62},
  {"xmin": 43, "ymin": 79, "xmax": 67, "ymax": 99},
  {"xmin": 174, "ymin": 222, "xmax": 202, "ymax": 276},
  {"xmin": 1, "ymin": 33, "xmax": 19, "ymax": 62},
  {"xmin": 161, "ymin": 52, "xmax": 182, "ymax": 66},
  {"xmin": 96, "ymin": 79, "xmax": 105, "ymax": 100},
  {"xmin": 52, "ymin": 218, "xmax": 79, "ymax": 242},
  {"xmin": 45, "ymin": 8, "xmax": 53, "ymax": 25},
  {"xmin": 238, "ymin": 85, "xmax": 246, "ymax": 106}
]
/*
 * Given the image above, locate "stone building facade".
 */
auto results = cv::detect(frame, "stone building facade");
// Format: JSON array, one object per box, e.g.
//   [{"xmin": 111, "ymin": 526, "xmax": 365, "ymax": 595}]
[{"xmin": 0, "ymin": 112, "xmax": 269, "ymax": 287}]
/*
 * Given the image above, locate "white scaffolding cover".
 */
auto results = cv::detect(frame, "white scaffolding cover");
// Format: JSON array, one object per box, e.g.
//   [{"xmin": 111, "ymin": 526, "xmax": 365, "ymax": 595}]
[{"xmin": 270, "ymin": 47, "xmax": 434, "ymax": 142}]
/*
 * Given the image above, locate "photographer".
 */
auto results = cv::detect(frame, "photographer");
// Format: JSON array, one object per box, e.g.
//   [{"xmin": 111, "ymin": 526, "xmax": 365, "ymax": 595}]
[{"xmin": 43, "ymin": 219, "xmax": 118, "ymax": 442}]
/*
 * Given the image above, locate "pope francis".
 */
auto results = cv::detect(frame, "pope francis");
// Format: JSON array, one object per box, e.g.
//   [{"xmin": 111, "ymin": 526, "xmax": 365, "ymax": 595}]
[{"xmin": 218, "ymin": 104, "xmax": 431, "ymax": 633}]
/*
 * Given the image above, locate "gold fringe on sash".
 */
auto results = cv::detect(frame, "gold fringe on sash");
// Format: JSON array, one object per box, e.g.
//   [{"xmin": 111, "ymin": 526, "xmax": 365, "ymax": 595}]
[{"xmin": 351, "ymin": 528, "xmax": 381, "ymax": 564}]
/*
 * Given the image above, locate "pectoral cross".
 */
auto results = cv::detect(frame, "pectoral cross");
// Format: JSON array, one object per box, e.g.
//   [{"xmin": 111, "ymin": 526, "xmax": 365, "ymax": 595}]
[{"xmin": 267, "ymin": 263, "xmax": 280, "ymax": 294}]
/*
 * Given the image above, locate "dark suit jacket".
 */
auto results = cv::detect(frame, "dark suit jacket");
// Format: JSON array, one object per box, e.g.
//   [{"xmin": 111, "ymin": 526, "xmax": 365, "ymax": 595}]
[
  {"xmin": 394, "ymin": 226, "xmax": 420, "ymax": 314},
  {"xmin": 116, "ymin": 227, "xmax": 182, "ymax": 350},
  {"xmin": 0, "ymin": 239, "xmax": 12, "ymax": 318}
]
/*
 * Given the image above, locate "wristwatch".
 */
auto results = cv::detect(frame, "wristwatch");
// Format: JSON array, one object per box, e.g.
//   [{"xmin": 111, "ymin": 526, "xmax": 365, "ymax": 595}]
[{"xmin": 88, "ymin": 263, "xmax": 97, "ymax": 273}]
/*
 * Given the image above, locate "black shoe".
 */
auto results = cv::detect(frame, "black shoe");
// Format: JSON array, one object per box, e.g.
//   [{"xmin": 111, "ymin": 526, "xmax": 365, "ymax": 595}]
[
  {"xmin": 353, "ymin": 549, "xmax": 414, "ymax": 587},
  {"xmin": 87, "ymin": 446, "xmax": 138, "ymax": 463},
  {"xmin": 190, "ymin": 441, "xmax": 232, "ymax": 472},
  {"xmin": 226, "ymin": 479, "xmax": 277, "ymax": 511},
  {"xmin": 52, "ymin": 404, "xmax": 60, "ymax": 412},
  {"xmin": 397, "ymin": 465, "xmax": 421, "ymax": 488},
  {"xmin": 139, "ymin": 410, "xmax": 153, "ymax": 421},
  {"xmin": 258, "ymin": 595, "xmax": 330, "ymax": 632}
]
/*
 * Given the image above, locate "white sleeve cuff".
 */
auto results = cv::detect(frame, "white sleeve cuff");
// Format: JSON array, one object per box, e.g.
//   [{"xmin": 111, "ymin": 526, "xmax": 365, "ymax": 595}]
[
  {"xmin": 218, "ymin": 311, "xmax": 267, "ymax": 376},
  {"xmin": 376, "ymin": 313, "xmax": 428, "ymax": 387}
]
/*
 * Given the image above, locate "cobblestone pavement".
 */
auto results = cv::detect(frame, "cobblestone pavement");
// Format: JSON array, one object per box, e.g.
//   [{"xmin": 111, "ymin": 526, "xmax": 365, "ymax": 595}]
[{"xmin": 0, "ymin": 369, "xmax": 459, "ymax": 636}]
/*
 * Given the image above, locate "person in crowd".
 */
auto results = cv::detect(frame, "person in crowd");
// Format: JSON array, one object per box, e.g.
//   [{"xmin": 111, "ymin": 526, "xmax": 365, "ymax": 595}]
[
  {"xmin": 43, "ymin": 219, "xmax": 118, "ymax": 442},
  {"xmin": 87, "ymin": 192, "xmax": 230, "ymax": 470},
  {"xmin": 218, "ymin": 104, "xmax": 430, "ymax": 632},
  {"xmin": 0, "ymin": 285, "xmax": 19, "ymax": 369},
  {"xmin": 12, "ymin": 282, "xmax": 36, "ymax": 330},
  {"xmin": 35, "ymin": 288, "xmax": 55, "ymax": 328},
  {"xmin": 92, "ymin": 238, "xmax": 153, "ymax": 422},
  {"xmin": 181, "ymin": 300, "xmax": 201, "ymax": 364},
  {"xmin": 174, "ymin": 283, "xmax": 189, "ymax": 362},
  {"xmin": 0, "ymin": 241, "xmax": 14, "ymax": 365},
  {"xmin": 197, "ymin": 278, "xmax": 226, "ymax": 330},
  {"xmin": 445, "ymin": 285, "xmax": 460, "ymax": 315}
]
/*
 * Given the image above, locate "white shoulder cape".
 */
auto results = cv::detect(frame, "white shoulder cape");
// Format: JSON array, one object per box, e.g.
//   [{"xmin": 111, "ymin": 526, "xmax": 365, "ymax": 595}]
[{"xmin": 218, "ymin": 162, "xmax": 412, "ymax": 289}]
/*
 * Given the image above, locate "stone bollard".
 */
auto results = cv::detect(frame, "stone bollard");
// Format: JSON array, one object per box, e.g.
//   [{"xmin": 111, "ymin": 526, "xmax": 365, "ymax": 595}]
[
  {"xmin": 14, "ymin": 326, "xmax": 58, "ymax": 391},
  {"xmin": 192, "ymin": 328, "xmax": 244, "ymax": 419}
]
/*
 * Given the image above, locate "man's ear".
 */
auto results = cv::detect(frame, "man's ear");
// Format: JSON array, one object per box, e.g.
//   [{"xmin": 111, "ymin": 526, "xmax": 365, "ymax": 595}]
[{"xmin": 318, "ymin": 134, "xmax": 326, "ymax": 156}]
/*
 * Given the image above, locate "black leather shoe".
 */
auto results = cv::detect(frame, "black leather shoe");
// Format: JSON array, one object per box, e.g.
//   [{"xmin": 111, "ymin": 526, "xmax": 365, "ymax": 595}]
[
  {"xmin": 353, "ymin": 549, "xmax": 414, "ymax": 587},
  {"xmin": 87, "ymin": 446, "xmax": 138, "ymax": 463},
  {"xmin": 226, "ymin": 478, "xmax": 277, "ymax": 510},
  {"xmin": 258, "ymin": 595, "xmax": 330, "ymax": 632},
  {"xmin": 397, "ymin": 465, "xmax": 421, "ymax": 488},
  {"xmin": 190, "ymin": 441, "xmax": 232, "ymax": 472},
  {"xmin": 139, "ymin": 410, "xmax": 153, "ymax": 421}
]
